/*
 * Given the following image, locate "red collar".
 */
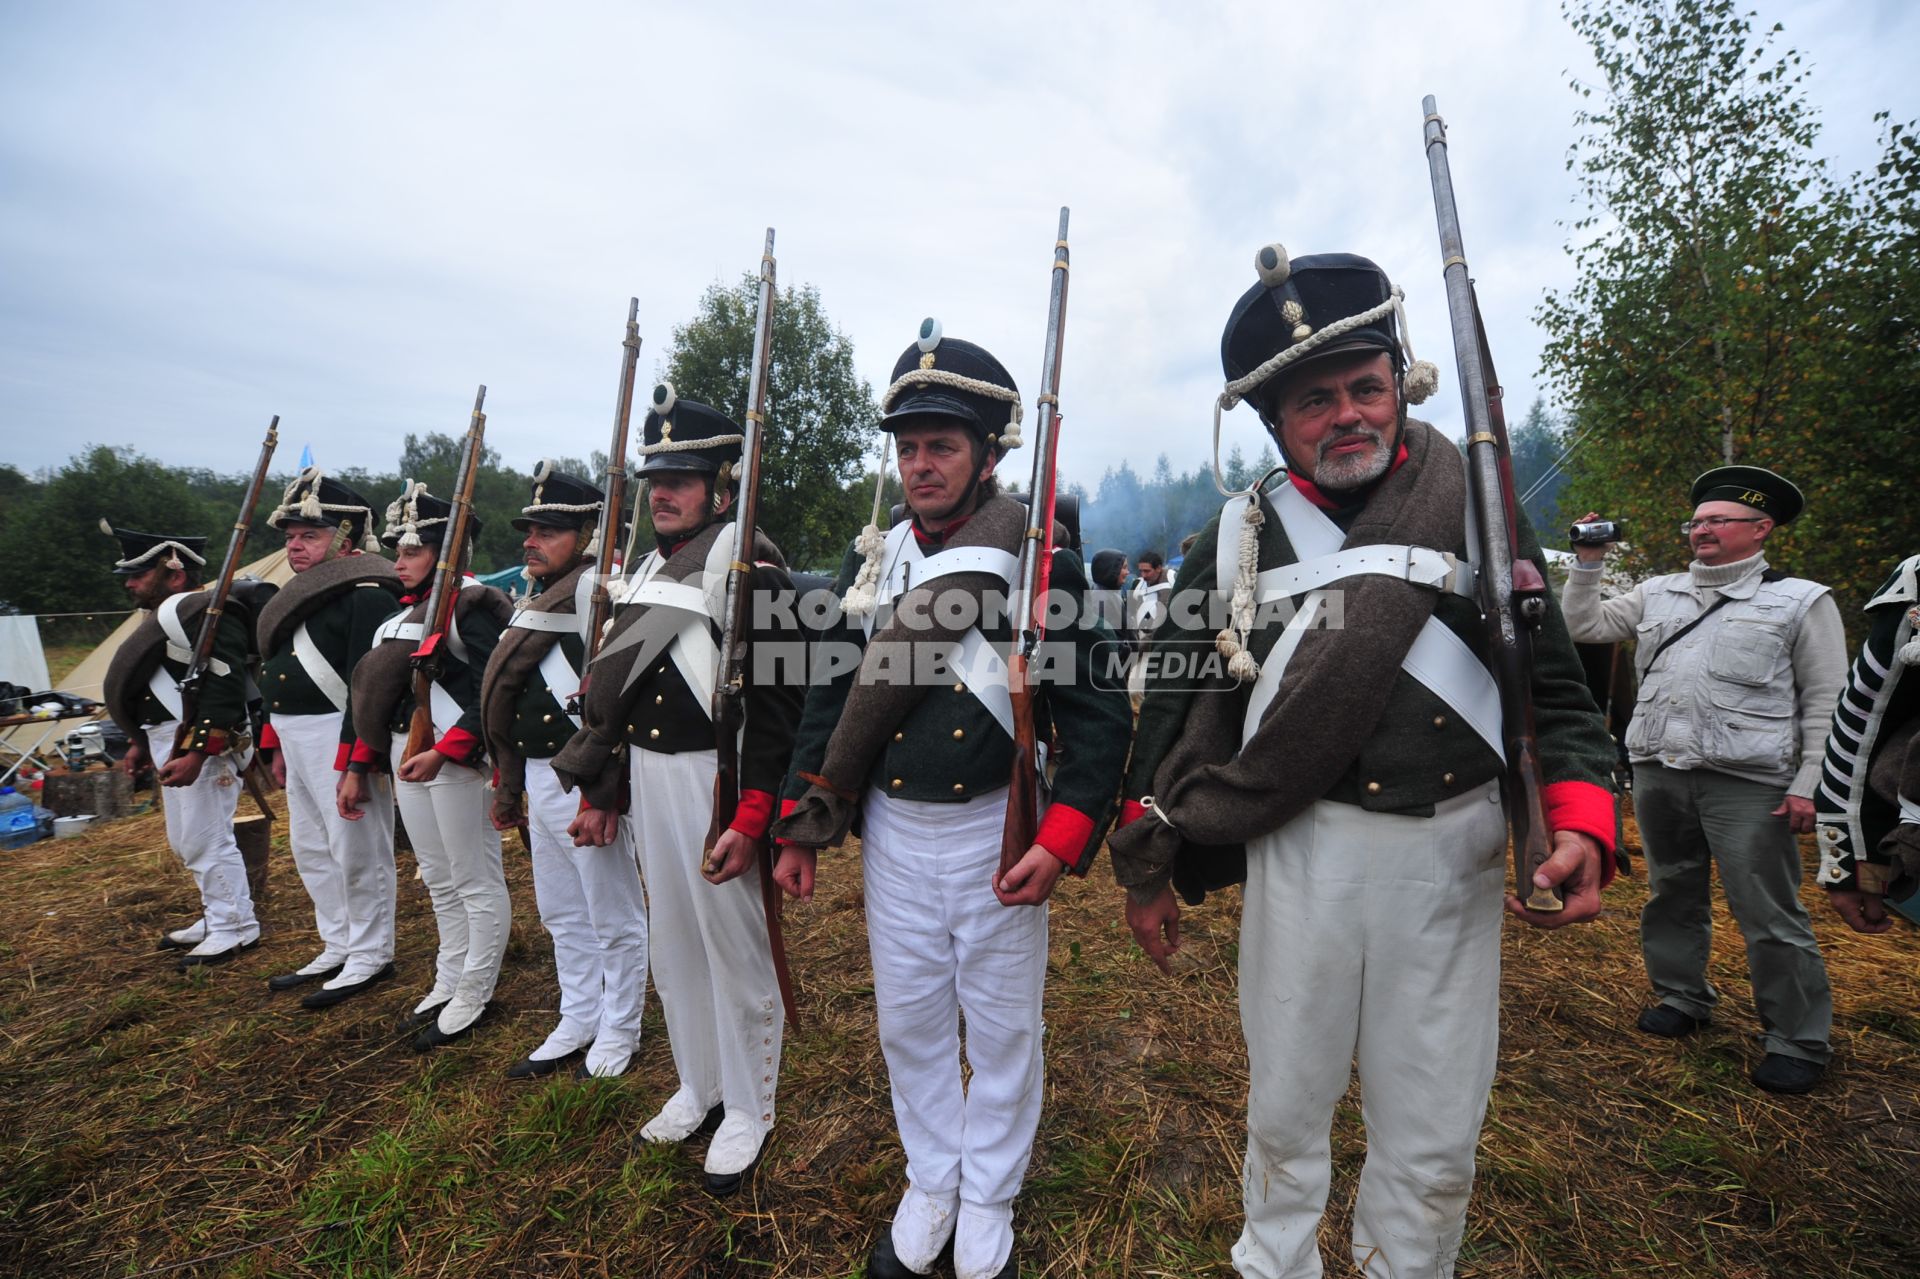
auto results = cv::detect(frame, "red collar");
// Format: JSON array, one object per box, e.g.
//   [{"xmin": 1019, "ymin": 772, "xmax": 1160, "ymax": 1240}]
[
  {"xmin": 400, "ymin": 590, "xmax": 426, "ymax": 606},
  {"xmin": 1286, "ymin": 442, "xmax": 1409, "ymax": 509},
  {"xmin": 912, "ymin": 511, "xmax": 974, "ymax": 549}
]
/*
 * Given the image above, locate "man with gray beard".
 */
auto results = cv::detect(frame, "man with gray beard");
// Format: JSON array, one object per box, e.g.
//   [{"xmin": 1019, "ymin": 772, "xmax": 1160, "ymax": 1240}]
[{"xmin": 1111, "ymin": 249, "xmax": 1617, "ymax": 1279}]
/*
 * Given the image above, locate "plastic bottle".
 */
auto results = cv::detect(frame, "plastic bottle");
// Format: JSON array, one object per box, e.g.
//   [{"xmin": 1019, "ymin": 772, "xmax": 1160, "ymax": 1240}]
[{"xmin": 0, "ymin": 787, "xmax": 36, "ymax": 850}]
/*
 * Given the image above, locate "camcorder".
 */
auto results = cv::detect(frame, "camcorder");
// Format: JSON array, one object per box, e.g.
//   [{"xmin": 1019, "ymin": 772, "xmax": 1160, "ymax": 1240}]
[{"xmin": 1567, "ymin": 519, "xmax": 1624, "ymax": 547}]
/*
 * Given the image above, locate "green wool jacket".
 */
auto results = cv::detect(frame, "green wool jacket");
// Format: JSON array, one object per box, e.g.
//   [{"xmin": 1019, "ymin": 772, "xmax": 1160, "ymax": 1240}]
[
  {"xmin": 781, "ymin": 535, "xmax": 1133, "ymax": 863},
  {"xmin": 132, "ymin": 606, "xmax": 250, "ymax": 753},
  {"xmin": 1122, "ymin": 480, "xmax": 1617, "ymax": 898},
  {"xmin": 511, "ymin": 628, "xmax": 586, "ymax": 761},
  {"xmin": 342, "ymin": 590, "xmax": 506, "ymax": 761},
  {"xmin": 261, "ymin": 582, "xmax": 403, "ymax": 745}
]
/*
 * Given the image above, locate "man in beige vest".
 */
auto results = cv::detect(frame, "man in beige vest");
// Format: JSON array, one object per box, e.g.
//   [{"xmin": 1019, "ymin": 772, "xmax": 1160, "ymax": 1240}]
[{"xmin": 1563, "ymin": 465, "xmax": 1845, "ymax": 1094}]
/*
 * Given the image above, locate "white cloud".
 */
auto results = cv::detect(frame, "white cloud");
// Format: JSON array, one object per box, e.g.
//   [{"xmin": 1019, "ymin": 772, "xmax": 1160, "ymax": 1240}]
[{"xmin": 2, "ymin": 0, "xmax": 1913, "ymax": 517}]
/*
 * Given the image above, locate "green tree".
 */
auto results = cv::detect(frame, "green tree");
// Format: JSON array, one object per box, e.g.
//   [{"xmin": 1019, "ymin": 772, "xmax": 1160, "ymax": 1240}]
[
  {"xmin": 1509, "ymin": 398, "xmax": 1570, "ymax": 536},
  {"xmin": 660, "ymin": 275, "xmax": 878, "ymax": 571},
  {"xmin": 392, "ymin": 432, "xmax": 587, "ymax": 574},
  {"xmin": 1538, "ymin": 0, "xmax": 1920, "ymax": 622},
  {"xmin": 0, "ymin": 447, "xmax": 225, "ymax": 614}
]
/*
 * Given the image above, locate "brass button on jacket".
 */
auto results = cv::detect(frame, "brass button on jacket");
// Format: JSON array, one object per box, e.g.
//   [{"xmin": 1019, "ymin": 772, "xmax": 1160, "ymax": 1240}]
[{"xmin": 1365, "ymin": 780, "xmax": 1383, "ymax": 796}]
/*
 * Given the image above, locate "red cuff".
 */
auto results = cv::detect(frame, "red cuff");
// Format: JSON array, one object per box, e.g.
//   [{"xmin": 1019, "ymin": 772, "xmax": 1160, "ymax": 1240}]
[
  {"xmin": 1035, "ymin": 804, "xmax": 1096, "ymax": 866},
  {"xmin": 1544, "ymin": 779, "xmax": 1619, "ymax": 889},
  {"xmin": 333, "ymin": 742, "xmax": 351, "ymax": 772},
  {"xmin": 729, "ymin": 789, "xmax": 775, "ymax": 840},
  {"xmin": 1118, "ymin": 798, "xmax": 1149, "ymax": 828},
  {"xmin": 774, "ymin": 796, "xmax": 801, "ymax": 846},
  {"xmin": 259, "ymin": 723, "xmax": 280, "ymax": 750},
  {"xmin": 433, "ymin": 726, "xmax": 479, "ymax": 766},
  {"xmin": 349, "ymin": 739, "xmax": 381, "ymax": 767}
]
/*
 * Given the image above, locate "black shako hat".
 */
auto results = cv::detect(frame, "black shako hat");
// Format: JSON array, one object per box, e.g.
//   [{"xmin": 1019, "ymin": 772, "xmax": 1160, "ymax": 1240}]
[
  {"xmin": 511, "ymin": 460, "xmax": 603, "ymax": 534},
  {"xmin": 100, "ymin": 521, "xmax": 208, "ymax": 576},
  {"xmin": 879, "ymin": 318, "xmax": 1024, "ymax": 456},
  {"xmin": 1219, "ymin": 248, "xmax": 1438, "ymax": 415},
  {"xmin": 1690, "ymin": 465, "xmax": 1805, "ymax": 525},
  {"xmin": 637, "ymin": 383, "xmax": 745, "ymax": 478},
  {"xmin": 266, "ymin": 467, "xmax": 380, "ymax": 550},
  {"xmin": 381, "ymin": 481, "xmax": 481, "ymax": 549}
]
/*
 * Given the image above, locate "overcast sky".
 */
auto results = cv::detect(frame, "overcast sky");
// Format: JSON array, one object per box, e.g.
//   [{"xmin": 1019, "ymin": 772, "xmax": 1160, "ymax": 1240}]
[{"xmin": 3, "ymin": 0, "xmax": 1914, "ymax": 501}]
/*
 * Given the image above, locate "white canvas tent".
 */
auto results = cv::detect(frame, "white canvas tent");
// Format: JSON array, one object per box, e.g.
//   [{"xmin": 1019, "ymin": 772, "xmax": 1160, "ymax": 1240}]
[{"xmin": 1, "ymin": 549, "xmax": 292, "ymax": 761}]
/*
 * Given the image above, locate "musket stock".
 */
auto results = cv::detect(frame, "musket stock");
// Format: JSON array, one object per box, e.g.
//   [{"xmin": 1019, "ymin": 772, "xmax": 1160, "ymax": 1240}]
[
  {"xmin": 1422, "ymin": 96, "xmax": 1561, "ymax": 912},
  {"xmin": 1000, "ymin": 207, "xmax": 1072, "ymax": 878}
]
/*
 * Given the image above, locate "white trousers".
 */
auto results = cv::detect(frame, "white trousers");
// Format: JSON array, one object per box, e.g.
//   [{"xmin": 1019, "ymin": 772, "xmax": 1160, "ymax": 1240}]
[
  {"xmin": 274, "ymin": 711, "xmax": 396, "ymax": 971},
  {"xmin": 1233, "ymin": 783, "xmax": 1507, "ymax": 1279},
  {"xmin": 145, "ymin": 722, "xmax": 257, "ymax": 937},
  {"xmin": 525, "ymin": 757, "xmax": 648, "ymax": 1052},
  {"xmin": 631, "ymin": 747, "xmax": 782, "ymax": 1129},
  {"xmin": 391, "ymin": 733, "xmax": 509, "ymax": 1012},
  {"xmin": 862, "ymin": 786, "xmax": 1047, "ymax": 1208}
]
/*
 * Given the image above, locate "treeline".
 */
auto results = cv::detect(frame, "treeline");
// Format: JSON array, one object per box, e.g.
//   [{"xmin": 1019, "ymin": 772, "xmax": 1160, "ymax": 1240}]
[{"xmin": 0, "ymin": 440, "xmax": 588, "ymax": 615}]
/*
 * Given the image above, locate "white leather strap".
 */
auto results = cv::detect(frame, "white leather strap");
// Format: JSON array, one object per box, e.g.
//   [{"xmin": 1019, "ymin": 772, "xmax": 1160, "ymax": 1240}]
[
  {"xmin": 1234, "ymin": 482, "xmax": 1504, "ymax": 760},
  {"xmin": 537, "ymin": 643, "xmax": 583, "ymax": 729},
  {"xmin": 1253, "ymin": 543, "xmax": 1464, "ymax": 600},
  {"xmin": 510, "ymin": 608, "xmax": 581, "ymax": 634},
  {"xmin": 291, "ymin": 622, "xmax": 349, "ymax": 711},
  {"xmin": 1400, "ymin": 617, "xmax": 1505, "ymax": 761},
  {"xmin": 1240, "ymin": 593, "xmax": 1329, "ymax": 747},
  {"xmin": 427, "ymin": 681, "xmax": 463, "ymax": 739},
  {"xmin": 625, "ymin": 578, "xmax": 720, "ymax": 720},
  {"xmin": 862, "ymin": 522, "xmax": 1016, "ymax": 737},
  {"xmin": 157, "ymin": 592, "xmax": 231, "ymax": 675},
  {"xmin": 625, "ymin": 579, "xmax": 709, "ymax": 617},
  {"xmin": 953, "ymin": 627, "xmax": 1015, "ymax": 738},
  {"xmin": 147, "ymin": 665, "xmax": 184, "ymax": 720}
]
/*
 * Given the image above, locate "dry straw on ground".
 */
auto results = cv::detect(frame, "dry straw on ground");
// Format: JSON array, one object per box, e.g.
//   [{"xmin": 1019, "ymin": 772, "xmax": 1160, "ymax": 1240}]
[{"xmin": 2, "ymin": 795, "xmax": 1915, "ymax": 1277}]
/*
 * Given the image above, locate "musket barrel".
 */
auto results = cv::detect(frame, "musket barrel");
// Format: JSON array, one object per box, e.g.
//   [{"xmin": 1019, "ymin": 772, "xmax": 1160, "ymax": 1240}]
[{"xmin": 1423, "ymin": 98, "xmax": 1521, "ymax": 651}]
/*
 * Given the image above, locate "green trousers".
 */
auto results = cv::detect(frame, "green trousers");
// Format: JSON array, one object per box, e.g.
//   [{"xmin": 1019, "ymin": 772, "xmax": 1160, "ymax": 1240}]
[{"xmin": 1632, "ymin": 764, "xmax": 1832, "ymax": 1063}]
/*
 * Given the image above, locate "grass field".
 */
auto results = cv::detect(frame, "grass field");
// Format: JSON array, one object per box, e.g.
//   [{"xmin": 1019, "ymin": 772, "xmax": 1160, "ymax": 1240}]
[{"xmin": 2, "ymin": 796, "xmax": 1916, "ymax": 1277}]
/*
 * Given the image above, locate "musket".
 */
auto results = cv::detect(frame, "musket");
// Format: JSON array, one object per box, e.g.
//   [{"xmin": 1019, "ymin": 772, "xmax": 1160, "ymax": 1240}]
[
  {"xmin": 174, "ymin": 416, "xmax": 280, "ymax": 820},
  {"xmin": 583, "ymin": 299, "xmax": 642, "ymax": 668},
  {"xmin": 999, "ymin": 207, "xmax": 1072, "ymax": 879},
  {"xmin": 1421, "ymin": 96, "xmax": 1561, "ymax": 912},
  {"xmin": 705, "ymin": 228, "xmax": 799, "ymax": 1025},
  {"xmin": 404, "ymin": 386, "xmax": 487, "ymax": 763}
]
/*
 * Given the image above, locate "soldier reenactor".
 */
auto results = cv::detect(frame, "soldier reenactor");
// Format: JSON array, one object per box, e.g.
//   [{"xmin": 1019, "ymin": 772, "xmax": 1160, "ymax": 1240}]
[
  {"xmin": 481, "ymin": 462, "xmax": 649, "ymax": 1081},
  {"xmin": 255, "ymin": 469, "xmax": 404, "ymax": 1008},
  {"xmin": 772, "ymin": 327, "xmax": 1130, "ymax": 1279},
  {"xmin": 340, "ymin": 482, "xmax": 514, "ymax": 1050},
  {"xmin": 1816, "ymin": 550, "xmax": 1920, "ymax": 931},
  {"xmin": 1112, "ymin": 251, "xmax": 1617, "ymax": 1278},
  {"xmin": 554, "ymin": 389, "xmax": 803, "ymax": 1195},
  {"xmin": 100, "ymin": 524, "xmax": 262, "ymax": 966}
]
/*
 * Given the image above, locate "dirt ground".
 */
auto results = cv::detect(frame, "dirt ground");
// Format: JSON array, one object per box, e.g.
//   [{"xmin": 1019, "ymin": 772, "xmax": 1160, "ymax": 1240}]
[{"xmin": 2, "ymin": 793, "xmax": 1916, "ymax": 1277}]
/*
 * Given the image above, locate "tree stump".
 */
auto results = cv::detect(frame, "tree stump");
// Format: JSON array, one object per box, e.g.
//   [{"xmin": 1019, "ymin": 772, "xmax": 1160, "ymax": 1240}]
[
  {"xmin": 41, "ymin": 766, "xmax": 135, "ymax": 819},
  {"xmin": 233, "ymin": 814, "xmax": 271, "ymax": 903}
]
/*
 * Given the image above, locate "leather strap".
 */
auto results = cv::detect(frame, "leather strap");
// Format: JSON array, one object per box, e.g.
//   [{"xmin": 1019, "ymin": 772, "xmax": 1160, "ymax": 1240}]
[
  {"xmin": 1233, "ymin": 484, "xmax": 1504, "ymax": 759},
  {"xmin": 860, "ymin": 524, "xmax": 1018, "ymax": 737},
  {"xmin": 290, "ymin": 622, "xmax": 349, "ymax": 712}
]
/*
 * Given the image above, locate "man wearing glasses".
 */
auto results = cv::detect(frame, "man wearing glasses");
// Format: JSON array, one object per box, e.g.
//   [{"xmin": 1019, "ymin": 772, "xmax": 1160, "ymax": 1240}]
[{"xmin": 1563, "ymin": 466, "xmax": 1846, "ymax": 1094}]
